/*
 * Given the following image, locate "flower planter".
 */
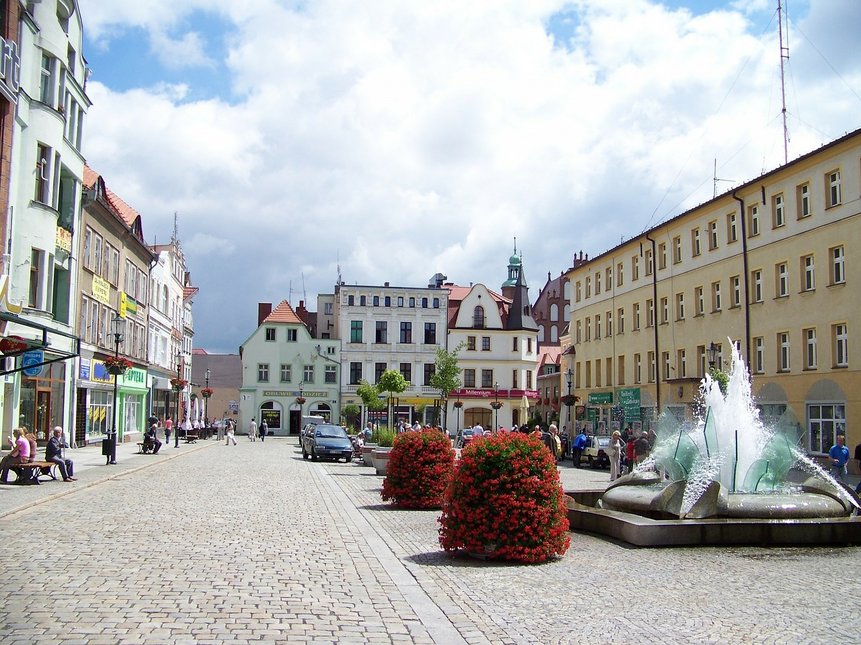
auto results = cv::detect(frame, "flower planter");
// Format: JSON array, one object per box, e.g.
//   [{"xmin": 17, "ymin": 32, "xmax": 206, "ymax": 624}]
[
  {"xmin": 107, "ymin": 366, "xmax": 127, "ymax": 376},
  {"xmin": 361, "ymin": 443, "xmax": 377, "ymax": 467},
  {"xmin": 372, "ymin": 447, "xmax": 392, "ymax": 476}
]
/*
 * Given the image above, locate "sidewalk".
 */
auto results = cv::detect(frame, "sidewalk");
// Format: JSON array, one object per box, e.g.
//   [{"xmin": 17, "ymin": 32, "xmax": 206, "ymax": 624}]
[{"xmin": 0, "ymin": 435, "xmax": 217, "ymax": 519}]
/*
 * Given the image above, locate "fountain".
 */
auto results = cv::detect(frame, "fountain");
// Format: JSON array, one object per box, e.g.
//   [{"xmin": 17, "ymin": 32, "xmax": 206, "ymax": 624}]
[{"xmin": 567, "ymin": 342, "xmax": 861, "ymax": 546}]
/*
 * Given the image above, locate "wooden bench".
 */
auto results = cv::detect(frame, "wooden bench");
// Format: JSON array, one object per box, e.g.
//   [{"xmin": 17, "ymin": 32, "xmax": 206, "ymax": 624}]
[
  {"xmin": 184, "ymin": 435, "xmax": 199, "ymax": 444},
  {"xmin": 11, "ymin": 460, "xmax": 59, "ymax": 485},
  {"xmin": 137, "ymin": 440, "xmax": 158, "ymax": 454}
]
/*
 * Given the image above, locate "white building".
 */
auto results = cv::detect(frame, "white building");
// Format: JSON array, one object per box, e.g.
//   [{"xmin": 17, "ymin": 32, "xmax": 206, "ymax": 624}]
[
  {"xmin": 335, "ymin": 280, "xmax": 449, "ymax": 427},
  {"xmin": 239, "ymin": 300, "xmax": 340, "ymax": 435},
  {"xmin": 1, "ymin": 0, "xmax": 90, "ymax": 439}
]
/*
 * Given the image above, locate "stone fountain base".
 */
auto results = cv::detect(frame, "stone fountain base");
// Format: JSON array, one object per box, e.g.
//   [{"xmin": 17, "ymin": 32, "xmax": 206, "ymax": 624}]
[{"xmin": 567, "ymin": 489, "xmax": 861, "ymax": 547}]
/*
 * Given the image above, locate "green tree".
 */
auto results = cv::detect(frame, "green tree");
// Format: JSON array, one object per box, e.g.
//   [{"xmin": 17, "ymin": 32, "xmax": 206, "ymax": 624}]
[
  {"xmin": 341, "ymin": 403, "xmax": 361, "ymax": 431},
  {"xmin": 356, "ymin": 380, "xmax": 385, "ymax": 411},
  {"xmin": 377, "ymin": 369, "xmax": 408, "ymax": 429},
  {"xmin": 429, "ymin": 343, "xmax": 464, "ymax": 431}
]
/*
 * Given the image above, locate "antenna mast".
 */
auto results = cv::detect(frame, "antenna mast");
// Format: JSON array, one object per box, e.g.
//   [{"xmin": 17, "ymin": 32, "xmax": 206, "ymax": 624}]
[{"xmin": 777, "ymin": 0, "xmax": 790, "ymax": 164}]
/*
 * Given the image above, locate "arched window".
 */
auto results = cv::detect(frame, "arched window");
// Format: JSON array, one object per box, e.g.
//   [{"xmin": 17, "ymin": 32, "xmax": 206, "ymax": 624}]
[
  {"xmin": 551, "ymin": 326, "xmax": 559, "ymax": 342},
  {"xmin": 162, "ymin": 285, "xmax": 168, "ymax": 313},
  {"xmin": 563, "ymin": 304, "xmax": 571, "ymax": 321},
  {"xmin": 550, "ymin": 303, "xmax": 559, "ymax": 322},
  {"xmin": 473, "ymin": 305, "xmax": 485, "ymax": 328},
  {"xmin": 563, "ymin": 280, "xmax": 572, "ymax": 301},
  {"xmin": 538, "ymin": 325, "xmax": 545, "ymax": 342}
]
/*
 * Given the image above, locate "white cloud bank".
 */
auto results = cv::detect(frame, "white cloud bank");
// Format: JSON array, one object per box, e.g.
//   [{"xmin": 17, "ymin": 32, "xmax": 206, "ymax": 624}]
[{"xmin": 77, "ymin": 0, "xmax": 861, "ymax": 352}]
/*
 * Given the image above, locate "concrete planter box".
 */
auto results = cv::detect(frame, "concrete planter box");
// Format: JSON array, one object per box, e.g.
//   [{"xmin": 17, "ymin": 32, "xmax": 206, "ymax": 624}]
[
  {"xmin": 362, "ymin": 444, "xmax": 377, "ymax": 467},
  {"xmin": 372, "ymin": 447, "xmax": 393, "ymax": 476}
]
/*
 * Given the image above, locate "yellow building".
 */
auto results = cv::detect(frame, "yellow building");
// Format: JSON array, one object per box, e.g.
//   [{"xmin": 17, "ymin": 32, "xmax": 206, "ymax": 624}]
[{"xmin": 561, "ymin": 128, "xmax": 860, "ymax": 461}]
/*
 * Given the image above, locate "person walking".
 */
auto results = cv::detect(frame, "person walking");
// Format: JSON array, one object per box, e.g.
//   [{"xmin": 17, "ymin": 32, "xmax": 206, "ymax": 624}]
[
  {"xmin": 829, "ymin": 434, "xmax": 849, "ymax": 482},
  {"xmin": 216, "ymin": 418, "xmax": 225, "ymax": 442},
  {"xmin": 248, "ymin": 418, "xmax": 258, "ymax": 442},
  {"xmin": 225, "ymin": 419, "xmax": 237, "ymax": 446},
  {"xmin": 607, "ymin": 430, "xmax": 624, "ymax": 481},
  {"xmin": 572, "ymin": 427, "xmax": 587, "ymax": 468},
  {"xmin": 46, "ymin": 427, "xmax": 76, "ymax": 481},
  {"xmin": 259, "ymin": 419, "xmax": 268, "ymax": 442},
  {"xmin": 164, "ymin": 418, "xmax": 172, "ymax": 445}
]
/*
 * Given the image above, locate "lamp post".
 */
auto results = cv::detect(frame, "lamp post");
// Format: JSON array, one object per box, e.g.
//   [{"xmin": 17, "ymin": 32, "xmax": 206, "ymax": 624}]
[
  {"xmin": 491, "ymin": 382, "xmax": 502, "ymax": 431},
  {"xmin": 707, "ymin": 342, "xmax": 719, "ymax": 371},
  {"xmin": 204, "ymin": 368, "xmax": 211, "ymax": 433},
  {"xmin": 108, "ymin": 314, "xmax": 126, "ymax": 465},
  {"xmin": 565, "ymin": 367, "xmax": 574, "ymax": 431},
  {"xmin": 175, "ymin": 354, "xmax": 182, "ymax": 448}
]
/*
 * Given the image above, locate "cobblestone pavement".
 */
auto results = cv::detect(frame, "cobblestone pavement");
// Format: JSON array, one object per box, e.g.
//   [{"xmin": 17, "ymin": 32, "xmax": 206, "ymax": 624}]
[{"xmin": 1, "ymin": 439, "xmax": 859, "ymax": 644}]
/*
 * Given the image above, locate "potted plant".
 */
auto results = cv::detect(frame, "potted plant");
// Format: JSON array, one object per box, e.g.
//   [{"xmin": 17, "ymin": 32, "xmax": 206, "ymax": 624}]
[
  {"xmin": 371, "ymin": 428, "xmax": 396, "ymax": 475},
  {"xmin": 104, "ymin": 356, "xmax": 133, "ymax": 375},
  {"xmin": 439, "ymin": 432, "xmax": 571, "ymax": 563},
  {"xmin": 201, "ymin": 387, "xmax": 213, "ymax": 399},
  {"xmin": 170, "ymin": 377, "xmax": 188, "ymax": 391},
  {"xmin": 296, "ymin": 396, "xmax": 306, "ymax": 404},
  {"xmin": 382, "ymin": 429, "xmax": 455, "ymax": 508}
]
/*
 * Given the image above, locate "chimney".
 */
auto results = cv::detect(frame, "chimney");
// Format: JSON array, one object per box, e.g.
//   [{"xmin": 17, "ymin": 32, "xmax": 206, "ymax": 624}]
[{"xmin": 258, "ymin": 302, "xmax": 273, "ymax": 326}]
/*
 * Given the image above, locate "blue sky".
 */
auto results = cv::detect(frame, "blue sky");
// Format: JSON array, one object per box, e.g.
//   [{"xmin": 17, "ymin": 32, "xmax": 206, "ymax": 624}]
[{"xmin": 76, "ymin": 0, "xmax": 859, "ymax": 353}]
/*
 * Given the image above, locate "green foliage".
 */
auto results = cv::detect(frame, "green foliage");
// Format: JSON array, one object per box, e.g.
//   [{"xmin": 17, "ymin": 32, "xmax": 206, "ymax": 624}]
[
  {"xmin": 429, "ymin": 343, "xmax": 464, "ymax": 398},
  {"xmin": 381, "ymin": 429, "xmax": 455, "ymax": 508},
  {"xmin": 709, "ymin": 367, "xmax": 729, "ymax": 395},
  {"xmin": 342, "ymin": 404, "xmax": 361, "ymax": 430},
  {"xmin": 373, "ymin": 428, "xmax": 396, "ymax": 447},
  {"xmin": 356, "ymin": 380, "xmax": 385, "ymax": 411},
  {"xmin": 377, "ymin": 369, "xmax": 408, "ymax": 395}
]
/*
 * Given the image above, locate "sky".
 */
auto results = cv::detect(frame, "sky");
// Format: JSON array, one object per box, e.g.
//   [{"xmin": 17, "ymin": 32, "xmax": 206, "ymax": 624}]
[{"xmin": 76, "ymin": 0, "xmax": 861, "ymax": 354}]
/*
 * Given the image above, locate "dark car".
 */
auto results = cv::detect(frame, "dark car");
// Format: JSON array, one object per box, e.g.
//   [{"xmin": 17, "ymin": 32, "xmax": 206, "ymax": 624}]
[{"xmin": 302, "ymin": 424, "xmax": 353, "ymax": 462}]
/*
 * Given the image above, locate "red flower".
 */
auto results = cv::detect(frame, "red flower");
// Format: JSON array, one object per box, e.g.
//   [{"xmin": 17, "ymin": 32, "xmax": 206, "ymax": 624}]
[{"xmin": 381, "ymin": 429, "xmax": 455, "ymax": 509}]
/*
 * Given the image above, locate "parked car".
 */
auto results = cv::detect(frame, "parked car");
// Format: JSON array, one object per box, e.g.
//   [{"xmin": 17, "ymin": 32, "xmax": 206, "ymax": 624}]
[
  {"xmin": 302, "ymin": 424, "xmax": 354, "ymax": 462},
  {"xmin": 455, "ymin": 428, "xmax": 480, "ymax": 449},
  {"xmin": 582, "ymin": 435, "xmax": 610, "ymax": 468}
]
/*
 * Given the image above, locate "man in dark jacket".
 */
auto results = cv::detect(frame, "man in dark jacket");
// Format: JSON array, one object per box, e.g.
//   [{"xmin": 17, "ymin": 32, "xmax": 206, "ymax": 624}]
[
  {"xmin": 144, "ymin": 423, "xmax": 162, "ymax": 454},
  {"xmin": 634, "ymin": 431, "xmax": 652, "ymax": 464},
  {"xmin": 46, "ymin": 427, "xmax": 76, "ymax": 481},
  {"xmin": 572, "ymin": 427, "xmax": 588, "ymax": 468}
]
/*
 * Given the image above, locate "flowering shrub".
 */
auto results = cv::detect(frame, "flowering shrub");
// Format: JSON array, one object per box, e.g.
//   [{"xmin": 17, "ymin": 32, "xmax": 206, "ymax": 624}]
[
  {"xmin": 200, "ymin": 387, "xmax": 214, "ymax": 398},
  {"xmin": 170, "ymin": 377, "xmax": 188, "ymax": 391},
  {"xmin": 104, "ymin": 356, "xmax": 133, "ymax": 372},
  {"xmin": 439, "ymin": 432, "xmax": 570, "ymax": 563},
  {"xmin": 382, "ymin": 429, "xmax": 455, "ymax": 509}
]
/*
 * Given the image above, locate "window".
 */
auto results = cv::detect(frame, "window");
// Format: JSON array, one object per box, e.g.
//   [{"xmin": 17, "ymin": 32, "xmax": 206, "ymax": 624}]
[
  {"xmin": 359, "ymin": 295, "xmax": 366, "ymax": 306},
  {"xmin": 677, "ymin": 349, "xmax": 687, "ymax": 378},
  {"xmin": 526, "ymin": 370, "xmax": 533, "ymax": 389},
  {"xmin": 383, "ymin": 296, "xmax": 391, "ymax": 307},
  {"xmin": 481, "ymin": 369, "xmax": 493, "ymax": 388},
  {"xmin": 595, "ymin": 314, "xmax": 601, "ymax": 339},
  {"xmin": 633, "ymin": 302, "xmax": 641, "ymax": 331},
  {"xmin": 632, "ymin": 255, "xmax": 640, "ymax": 281},
  {"xmin": 512, "ymin": 369, "xmax": 519, "ymax": 389},
  {"xmin": 585, "ymin": 317, "xmax": 591, "ymax": 341},
  {"xmin": 433, "ymin": 298, "xmax": 440, "ymax": 308},
  {"xmin": 831, "ymin": 246, "xmax": 845, "ymax": 285},
  {"xmin": 727, "ymin": 212, "xmax": 738, "ymax": 242},
  {"xmin": 40, "ymin": 54, "xmax": 55, "ymax": 104},
  {"xmin": 595, "ymin": 271, "xmax": 601, "ymax": 295},
  {"xmin": 375, "ymin": 363, "xmax": 386, "ymax": 383},
  {"xmin": 730, "ymin": 276, "xmax": 741, "ymax": 307},
  {"xmin": 280, "ymin": 364, "xmax": 292, "ymax": 382},
  {"xmin": 424, "ymin": 322, "xmax": 436, "ymax": 344},
  {"xmin": 575, "ymin": 281, "xmax": 582, "ymax": 302},
  {"xmin": 776, "ymin": 262, "xmax": 789, "ymax": 297},
  {"xmin": 616, "ymin": 262, "xmax": 624, "ymax": 286},
  {"xmin": 617, "ymin": 307, "xmax": 625, "ymax": 334},
  {"xmin": 421, "ymin": 297, "xmax": 428, "ymax": 308},
  {"xmin": 695, "ymin": 286, "xmax": 704, "ymax": 316},
  {"xmin": 35, "ymin": 144, "xmax": 51, "ymax": 204},
  {"xmin": 675, "ymin": 293, "xmax": 685, "ymax": 320},
  {"xmin": 833, "ymin": 323, "xmax": 848, "ymax": 367},
  {"xmin": 645, "ymin": 249, "xmax": 653, "ymax": 276},
  {"xmin": 708, "ymin": 221, "xmax": 718, "ymax": 250},
  {"xmin": 463, "ymin": 369, "xmax": 476, "ymax": 387},
  {"xmin": 423, "ymin": 363, "xmax": 435, "ymax": 385},
  {"xmin": 325, "ymin": 302, "xmax": 335, "ymax": 314},
  {"xmin": 778, "ymin": 332, "xmax": 790, "ymax": 372},
  {"xmin": 606, "ymin": 267, "xmax": 613, "ymax": 290},
  {"xmin": 303, "ymin": 365, "xmax": 314, "ymax": 383},
  {"xmin": 287, "ymin": 328, "xmax": 298, "ymax": 342},
  {"xmin": 467, "ymin": 335, "xmax": 476, "ymax": 351},
  {"xmin": 512, "ymin": 336, "xmax": 518, "ymax": 351},
  {"xmin": 575, "ymin": 320, "xmax": 582, "ymax": 343},
  {"xmin": 325, "ymin": 365, "xmax": 337, "ymax": 383},
  {"xmin": 748, "ymin": 204, "xmax": 760, "ymax": 237},
  {"xmin": 399, "ymin": 322, "xmax": 412, "ymax": 343},
  {"xmin": 349, "ymin": 362, "xmax": 362, "ymax": 385},
  {"xmin": 265, "ymin": 328, "xmax": 276, "ymax": 341},
  {"xmin": 804, "ymin": 328, "xmax": 817, "ymax": 370},
  {"xmin": 753, "ymin": 337, "xmax": 764, "ymax": 374},
  {"xmin": 408, "ymin": 297, "xmax": 415, "ymax": 307},
  {"xmin": 347, "ymin": 295, "xmax": 355, "ymax": 306},
  {"xmin": 28, "ymin": 249, "xmax": 44, "ymax": 309},
  {"xmin": 606, "ymin": 311, "xmax": 613, "ymax": 336},
  {"xmin": 647, "ymin": 351, "xmax": 656, "ymax": 383},
  {"xmin": 658, "ymin": 243, "xmax": 667, "ymax": 270},
  {"xmin": 646, "ymin": 299, "xmax": 654, "ymax": 327},
  {"xmin": 772, "ymin": 193, "xmax": 785, "ymax": 227},
  {"xmin": 481, "ymin": 336, "xmax": 490, "ymax": 351},
  {"xmin": 690, "ymin": 230, "xmax": 700, "ymax": 257},
  {"xmin": 662, "ymin": 351, "xmax": 671, "ymax": 380},
  {"xmin": 399, "ymin": 363, "xmax": 411, "ymax": 382},
  {"xmin": 797, "ymin": 183, "xmax": 810, "ymax": 218},
  {"xmin": 802, "ymin": 255, "xmax": 815, "ymax": 291},
  {"xmin": 257, "ymin": 364, "xmax": 270, "ymax": 382},
  {"xmin": 827, "ymin": 170, "xmax": 841, "ymax": 207},
  {"xmin": 634, "ymin": 353, "xmax": 641, "ymax": 384},
  {"xmin": 375, "ymin": 321, "xmax": 387, "ymax": 344},
  {"xmin": 397, "ymin": 296, "xmax": 404, "ymax": 307},
  {"xmin": 473, "ymin": 306, "xmax": 485, "ymax": 328},
  {"xmin": 711, "ymin": 282, "xmax": 721, "ymax": 312},
  {"xmin": 752, "ymin": 270, "xmax": 763, "ymax": 303},
  {"xmin": 673, "ymin": 235, "xmax": 682, "ymax": 263},
  {"xmin": 659, "ymin": 297, "xmax": 668, "ymax": 324},
  {"xmin": 350, "ymin": 320, "xmax": 363, "ymax": 343},
  {"xmin": 585, "ymin": 277, "xmax": 591, "ymax": 298},
  {"xmin": 808, "ymin": 403, "xmax": 846, "ymax": 454}
]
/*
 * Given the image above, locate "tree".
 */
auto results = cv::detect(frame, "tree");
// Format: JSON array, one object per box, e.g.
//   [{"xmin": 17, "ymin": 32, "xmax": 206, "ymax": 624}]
[
  {"xmin": 377, "ymin": 369, "xmax": 408, "ymax": 429},
  {"xmin": 356, "ymin": 380, "xmax": 385, "ymax": 411},
  {"xmin": 429, "ymin": 343, "xmax": 464, "ymax": 432},
  {"xmin": 342, "ymin": 403, "xmax": 361, "ymax": 431}
]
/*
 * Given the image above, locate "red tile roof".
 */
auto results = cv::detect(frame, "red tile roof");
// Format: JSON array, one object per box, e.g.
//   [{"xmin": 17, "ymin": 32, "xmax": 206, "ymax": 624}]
[
  {"xmin": 83, "ymin": 165, "xmax": 141, "ymax": 228},
  {"xmin": 263, "ymin": 300, "xmax": 305, "ymax": 326},
  {"xmin": 183, "ymin": 286, "xmax": 199, "ymax": 301}
]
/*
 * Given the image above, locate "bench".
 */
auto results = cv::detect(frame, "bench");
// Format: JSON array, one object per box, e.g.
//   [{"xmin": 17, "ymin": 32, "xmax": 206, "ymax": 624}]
[
  {"xmin": 184, "ymin": 435, "xmax": 199, "ymax": 444},
  {"xmin": 11, "ymin": 460, "xmax": 59, "ymax": 485},
  {"xmin": 136, "ymin": 441, "xmax": 158, "ymax": 454}
]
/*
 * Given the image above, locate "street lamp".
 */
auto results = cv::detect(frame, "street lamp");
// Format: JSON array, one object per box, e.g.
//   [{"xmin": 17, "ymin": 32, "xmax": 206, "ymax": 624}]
[
  {"xmin": 707, "ymin": 342, "xmax": 719, "ymax": 371},
  {"xmin": 175, "ymin": 354, "xmax": 182, "ymax": 448},
  {"xmin": 491, "ymin": 382, "xmax": 502, "ymax": 431},
  {"xmin": 204, "ymin": 368, "xmax": 211, "ymax": 433},
  {"xmin": 108, "ymin": 314, "xmax": 126, "ymax": 465},
  {"xmin": 565, "ymin": 367, "xmax": 574, "ymax": 430}
]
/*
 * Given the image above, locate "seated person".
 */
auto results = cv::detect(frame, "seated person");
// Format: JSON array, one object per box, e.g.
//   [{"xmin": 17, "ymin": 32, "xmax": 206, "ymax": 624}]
[
  {"xmin": 0, "ymin": 428, "xmax": 31, "ymax": 482},
  {"xmin": 46, "ymin": 426, "xmax": 76, "ymax": 482},
  {"xmin": 144, "ymin": 423, "xmax": 162, "ymax": 454}
]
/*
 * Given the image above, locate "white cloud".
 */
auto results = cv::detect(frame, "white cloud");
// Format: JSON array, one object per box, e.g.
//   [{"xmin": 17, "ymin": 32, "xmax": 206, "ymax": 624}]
[{"xmin": 80, "ymin": 0, "xmax": 861, "ymax": 352}]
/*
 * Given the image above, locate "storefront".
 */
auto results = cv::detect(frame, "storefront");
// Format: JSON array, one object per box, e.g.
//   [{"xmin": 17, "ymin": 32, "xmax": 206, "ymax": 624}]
[{"xmin": 76, "ymin": 357, "xmax": 149, "ymax": 444}]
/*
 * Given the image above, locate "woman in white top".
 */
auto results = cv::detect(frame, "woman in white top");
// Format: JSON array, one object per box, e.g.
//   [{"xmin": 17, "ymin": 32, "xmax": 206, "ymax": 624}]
[{"xmin": 607, "ymin": 430, "xmax": 624, "ymax": 481}]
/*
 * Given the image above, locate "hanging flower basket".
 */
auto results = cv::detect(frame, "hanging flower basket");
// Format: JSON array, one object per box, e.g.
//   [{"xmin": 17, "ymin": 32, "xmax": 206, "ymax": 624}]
[
  {"xmin": 561, "ymin": 394, "xmax": 578, "ymax": 407},
  {"xmin": 490, "ymin": 402, "xmax": 503, "ymax": 410},
  {"xmin": 453, "ymin": 401, "xmax": 463, "ymax": 409},
  {"xmin": 170, "ymin": 377, "xmax": 188, "ymax": 391},
  {"xmin": 104, "ymin": 356, "xmax": 133, "ymax": 375},
  {"xmin": 296, "ymin": 396, "xmax": 306, "ymax": 404},
  {"xmin": 201, "ymin": 387, "xmax": 213, "ymax": 399}
]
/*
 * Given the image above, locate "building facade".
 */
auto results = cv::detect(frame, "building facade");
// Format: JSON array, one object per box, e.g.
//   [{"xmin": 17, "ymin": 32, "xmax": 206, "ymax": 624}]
[
  {"xmin": 239, "ymin": 300, "xmax": 340, "ymax": 435},
  {"xmin": 562, "ymin": 128, "xmax": 861, "ymax": 457}
]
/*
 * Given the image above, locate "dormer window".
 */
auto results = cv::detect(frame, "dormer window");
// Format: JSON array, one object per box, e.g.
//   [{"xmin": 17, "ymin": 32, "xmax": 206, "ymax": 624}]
[{"xmin": 473, "ymin": 306, "xmax": 485, "ymax": 328}]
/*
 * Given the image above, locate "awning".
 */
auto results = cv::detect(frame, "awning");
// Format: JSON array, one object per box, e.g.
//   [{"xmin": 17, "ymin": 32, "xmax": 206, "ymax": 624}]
[{"xmin": 0, "ymin": 310, "xmax": 80, "ymax": 376}]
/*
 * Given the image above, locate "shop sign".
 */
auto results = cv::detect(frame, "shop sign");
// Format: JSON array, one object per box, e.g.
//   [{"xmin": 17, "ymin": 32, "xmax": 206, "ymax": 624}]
[
  {"xmin": 55, "ymin": 226, "xmax": 72, "ymax": 253},
  {"xmin": 120, "ymin": 292, "xmax": 137, "ymax": 317},
  {"xmin": 263, "ymin": 390, "xmax": 327, "ymax": 398},
  {"xmin": 617, "ymin": 388, "xmax": 641, "ymax": 421},
  {"xmin": 21, "ymin": 350, "xmax": 43, "ymax": 377},
  {"xmin": 91, "ymin": 275, "xmax": 110, "ymax": 304},
  {"xmin": 119, "ymin": 367, "xmax": 146, "ymax": 385},
  {"xmin": 228, "ymin": 400, "xmax": 239, "ymax": 412},
  {"xmin": 78, "ymin": 357, "xmax": 91, "ymax": 380},
  {"xmin": 0, "ymin": 37, "xmax": 20, "ymax": 103},
  {"xmin": 588, "ymin": 392, "xmax": 613, "ymax": 405}
]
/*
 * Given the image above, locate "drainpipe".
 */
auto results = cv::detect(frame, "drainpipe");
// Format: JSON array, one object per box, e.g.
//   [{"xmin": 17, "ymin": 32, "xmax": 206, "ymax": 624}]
[
  {"xmin": 732, "ymin": 190, "xmax": 751, "ymax": 362},
  {"xmin": 645, "ymin": 235, "xmax": 660, "ymax": 417}
]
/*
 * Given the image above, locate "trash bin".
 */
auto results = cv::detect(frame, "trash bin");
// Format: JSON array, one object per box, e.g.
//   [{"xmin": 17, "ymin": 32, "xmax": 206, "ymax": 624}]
[{"xmin": 102, "ymin": 433, "xmax": 116, "ymax": 463}]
